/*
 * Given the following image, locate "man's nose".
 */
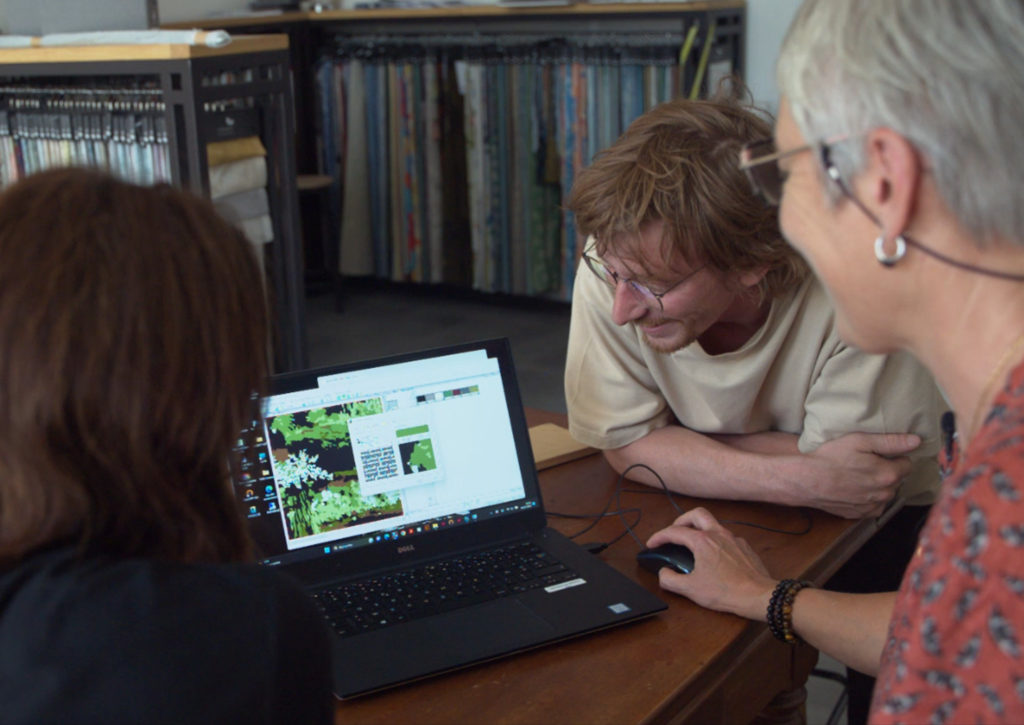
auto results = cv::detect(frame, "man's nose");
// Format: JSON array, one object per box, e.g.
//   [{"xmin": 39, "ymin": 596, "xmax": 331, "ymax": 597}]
[{"xmin": 610, "ymin": 281, "xmax": 649, "ymax": 326}]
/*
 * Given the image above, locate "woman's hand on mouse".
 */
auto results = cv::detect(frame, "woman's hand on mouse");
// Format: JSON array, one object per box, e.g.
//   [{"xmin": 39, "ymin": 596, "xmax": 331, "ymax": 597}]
[{"xmin": 645, "ymin": 507, "xmax": 777, "ymax": 621}]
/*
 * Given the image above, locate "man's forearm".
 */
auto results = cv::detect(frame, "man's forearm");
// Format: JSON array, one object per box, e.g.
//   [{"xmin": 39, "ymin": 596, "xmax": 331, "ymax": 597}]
[
  {"xmin": 603, "ymin": 424, "xmax": 916, "ymax": 518},
  {"xmin": 603, "ymin": 426, "xmax": 809, "ymax": 504}
]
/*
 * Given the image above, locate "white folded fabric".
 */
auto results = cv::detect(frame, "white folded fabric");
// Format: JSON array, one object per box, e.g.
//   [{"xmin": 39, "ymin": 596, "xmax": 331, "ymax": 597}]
[
  {"xmin": 208, "ymin": 156, "xmax": 267, "ymax": 200},
  {"xmin": 214, "ymin": 187, "xmax": 270, "ymax": 224},
  {"xmin": 236, "ymin": 214, "xmax": 274, "ymax": 246}
]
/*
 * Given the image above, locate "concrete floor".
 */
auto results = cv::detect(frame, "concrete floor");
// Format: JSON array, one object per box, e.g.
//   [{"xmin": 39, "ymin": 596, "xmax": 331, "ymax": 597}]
[{"xmin": 305, "ymin": 281, "xmax": 572, "ymax": 414}]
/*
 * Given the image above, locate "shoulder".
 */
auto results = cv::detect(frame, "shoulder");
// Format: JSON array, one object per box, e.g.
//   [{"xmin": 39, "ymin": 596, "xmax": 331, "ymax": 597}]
[
  {"xmin": 0, "ymin": 550, "xmax": 332, "ymax": 724},
  {"xmin": 756, "ymin": 276, "xmax": 835, "ymax": 355},
  {"xmin": 789, "ymin": 276, "xmax": 932, "ymax": 382},
  {"xmin": 2, "ymin": 548, "xmax": 312, "ymax": 620},
  {"xmin": 780, "ymin": 276, "xmax": 832, "ymax": 324},
  {"xmin": 566, "ymin": 257, "xmax": 649, "ymax": 373},
  {"xmin": 569, "ymin": 255, "xmax": 614, "ymax": 319},
  {"xmin": 983, "ymin": 360, "xmax": 1024, "ymax": 443},
  {"xmin": 962, "ymin": 360, "xmax": 1024, "ymax": 485},
  {"xmin": 874, "ymin": 366, "xmax": 1024, "ymax": 722}
]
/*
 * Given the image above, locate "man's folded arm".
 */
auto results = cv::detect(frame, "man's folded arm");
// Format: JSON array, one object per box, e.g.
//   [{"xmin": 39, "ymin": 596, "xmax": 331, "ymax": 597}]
[{"xmin": 603, "ymin": 425, "xmax": 919, "ymax": 518}]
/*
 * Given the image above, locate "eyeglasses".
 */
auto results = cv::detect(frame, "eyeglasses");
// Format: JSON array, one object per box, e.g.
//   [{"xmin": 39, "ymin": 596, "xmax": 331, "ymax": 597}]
[
  {"xmin": 740, "ymin": 136, "xmax": 1024, "ymax": 282},
  {"xmin": 738, "ymin": 138, "xmax": 819, "ymax": 205},
  {"xmin": 582, "ymin": 250, "xmax": 704, "ymax": 311},
  {"xmin": 741, "ymin": 135, "xmax": 881, "ymax": 218}
]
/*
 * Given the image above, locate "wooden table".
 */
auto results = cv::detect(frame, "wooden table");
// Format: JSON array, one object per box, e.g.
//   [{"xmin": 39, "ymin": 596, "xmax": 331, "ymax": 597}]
[{"xmin": 334, "ymin": 410, "xmax": 883, "ymax": 724}]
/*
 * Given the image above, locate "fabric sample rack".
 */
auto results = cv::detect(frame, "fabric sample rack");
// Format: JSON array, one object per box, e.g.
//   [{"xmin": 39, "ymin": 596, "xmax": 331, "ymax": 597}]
[
  {"xmin": 313, "ymin": 4, "xmax": 744, "ymax": 302},
  {"xmin": 0, "ymin": 36, "xmax": 307, "ymax": 371},
  {"xmin": 0, "ymin": 84, "xmax": 172, "ymax": 187}
]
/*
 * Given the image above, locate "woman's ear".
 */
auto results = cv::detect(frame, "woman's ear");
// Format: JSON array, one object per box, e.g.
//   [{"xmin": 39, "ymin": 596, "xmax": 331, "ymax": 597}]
[{"xmin": 861, "ymin": 128, "xmax": 924, "ymax": 239}]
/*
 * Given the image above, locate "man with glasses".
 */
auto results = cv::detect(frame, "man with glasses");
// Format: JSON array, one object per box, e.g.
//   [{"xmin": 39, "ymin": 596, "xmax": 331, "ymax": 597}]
[{"xmin": 564, "ymin": 96, "xmax": 944, "ymax": 724}]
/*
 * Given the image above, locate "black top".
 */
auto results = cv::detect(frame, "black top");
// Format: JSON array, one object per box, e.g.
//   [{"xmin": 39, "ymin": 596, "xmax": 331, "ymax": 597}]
[{"xmin": 0, "ymin": 545, "xmax": 333, "ymax": 725}]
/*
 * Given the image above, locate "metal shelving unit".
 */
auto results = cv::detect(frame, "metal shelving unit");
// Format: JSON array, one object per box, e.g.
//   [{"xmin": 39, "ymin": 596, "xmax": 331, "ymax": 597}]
[{"xmin": 0, "ymin": 36, "xmax": 307, "ymax": 371}]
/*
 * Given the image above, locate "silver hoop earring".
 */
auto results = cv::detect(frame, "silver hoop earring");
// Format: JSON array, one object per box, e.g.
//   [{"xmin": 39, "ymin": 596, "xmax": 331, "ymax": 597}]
[{"xmin": 874, "ymin": 235, "xmax": 907, "ymax": 267}]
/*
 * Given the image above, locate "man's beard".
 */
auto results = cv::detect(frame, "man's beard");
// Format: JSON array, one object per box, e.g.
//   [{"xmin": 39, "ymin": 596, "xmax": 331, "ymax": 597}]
[{"xmin": 635, "ymin": 318, "xmax": 698, "ymax": 354}]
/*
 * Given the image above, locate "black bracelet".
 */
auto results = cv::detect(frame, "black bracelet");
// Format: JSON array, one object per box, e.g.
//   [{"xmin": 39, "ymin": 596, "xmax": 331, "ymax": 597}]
[
  {"xmin": 766, "ymin": 580, "xmax": 789, "ymax": 641},
  {"xmin": 767, "ymin": 580, "xmax": 792, "ymax": 642},
  {"xmin": 766, "ymin": 579, "xmax": 812, "ymax": 644}
]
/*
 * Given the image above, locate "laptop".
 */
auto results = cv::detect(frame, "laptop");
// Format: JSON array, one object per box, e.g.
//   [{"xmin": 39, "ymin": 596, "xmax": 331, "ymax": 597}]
[{"xmin": 233, "ymin": 338, "xmax": 666, "ymax": 699}]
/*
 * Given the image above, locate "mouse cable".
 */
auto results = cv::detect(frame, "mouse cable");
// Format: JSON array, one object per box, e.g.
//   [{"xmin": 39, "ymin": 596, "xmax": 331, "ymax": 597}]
[
  {"xmin": 547, "ymin": 469, "xmax": 634, "ymax": 537},
  {"xmin": 722, "ymin": 509, "xmax": 813, "ymax": 536},
  {"xmin": 615, "ymin": 463, "xmax": 675, "ymax": 547},
  {"xmin": 547, "ymin": 459, "xmax": 812, "ymax": 553},
  {"xmin": 546, "ymin": 507, "xmax": 643, "ymax": 553},
  {"xmin": 557, "ymin": 463, "xmax": 672, "ymax": 549},
  {"xmin": 547, "ymin": 464, "xmax": 653, "ymax": 548},
  {"xmin": 603, "ymin": 508, "xmax": 644, "ymax": 549},
  {"xmin": 618, "ymin": 462, "xmax": 814, "ymax": 537},
  {"xmin": 547, "ymin": 507, "xmax": 642, "ymax": 541}
]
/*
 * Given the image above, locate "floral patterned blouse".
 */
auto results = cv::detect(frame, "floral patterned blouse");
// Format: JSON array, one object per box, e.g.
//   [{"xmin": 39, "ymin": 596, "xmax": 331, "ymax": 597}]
[{"xmin": 871, "ymin": 361, "xmax": 1024, "ymax": 723}]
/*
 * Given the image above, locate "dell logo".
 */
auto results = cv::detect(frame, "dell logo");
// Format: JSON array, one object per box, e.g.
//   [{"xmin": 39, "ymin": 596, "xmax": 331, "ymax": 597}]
[{"xmin": 397, "ymin": 545, "xmax": 416, "ymax": 554}]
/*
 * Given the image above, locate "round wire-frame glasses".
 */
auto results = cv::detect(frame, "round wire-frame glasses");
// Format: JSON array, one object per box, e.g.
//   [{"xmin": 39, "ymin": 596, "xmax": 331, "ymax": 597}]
[{"xmin": 582, "ymin": 249, "xmax": 704, "ymax": 312}]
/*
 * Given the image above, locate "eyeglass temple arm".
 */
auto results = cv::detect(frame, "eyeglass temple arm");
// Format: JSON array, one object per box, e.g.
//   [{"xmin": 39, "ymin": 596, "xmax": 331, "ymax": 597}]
[
  {"xmin": 738, "ymin": 142, "xmax": 809, "ymax": 171},
  {"xmin": 824, "ymin": 156, "xmax": 1024, "ymax": 281}
]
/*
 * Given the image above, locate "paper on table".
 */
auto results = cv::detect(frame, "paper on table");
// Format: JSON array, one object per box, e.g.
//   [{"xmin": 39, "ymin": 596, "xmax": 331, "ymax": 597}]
[{"xmin": 529, "ymin": 423, "xmax": 597, "ymax": 470}]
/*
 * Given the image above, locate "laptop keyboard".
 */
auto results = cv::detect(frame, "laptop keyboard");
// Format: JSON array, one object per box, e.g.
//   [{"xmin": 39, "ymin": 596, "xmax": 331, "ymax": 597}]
[{"xmin": 312, "ymin": 541, "xmax": 579, "ymax": 637}]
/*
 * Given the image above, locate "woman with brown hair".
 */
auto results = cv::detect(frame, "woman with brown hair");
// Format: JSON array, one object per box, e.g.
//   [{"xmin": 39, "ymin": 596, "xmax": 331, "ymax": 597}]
[{"xmin": 0, "ymin": 168, "xmax": 331, "ymax": 723}]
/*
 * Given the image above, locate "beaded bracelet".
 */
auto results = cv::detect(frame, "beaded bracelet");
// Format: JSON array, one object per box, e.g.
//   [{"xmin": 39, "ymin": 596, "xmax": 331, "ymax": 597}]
[{"xmin": 766, "ymin": 579, "xmax": 813, "ymax": 644}]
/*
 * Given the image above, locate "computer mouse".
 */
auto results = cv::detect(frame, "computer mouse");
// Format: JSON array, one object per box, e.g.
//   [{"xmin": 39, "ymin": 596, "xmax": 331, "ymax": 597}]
[{"xmin": 636, "ymin": 543, "xmax": 695, "ymax": 575}]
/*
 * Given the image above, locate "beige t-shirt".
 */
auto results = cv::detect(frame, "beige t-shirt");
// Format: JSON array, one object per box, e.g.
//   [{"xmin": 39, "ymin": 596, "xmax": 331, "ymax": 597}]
[{"xmin": 565, "ymin": 261, "xmax": 945, "ymax": 504}]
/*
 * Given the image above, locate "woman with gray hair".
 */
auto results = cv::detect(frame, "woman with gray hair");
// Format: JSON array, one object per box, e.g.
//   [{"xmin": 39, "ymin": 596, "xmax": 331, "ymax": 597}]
[{"xmin": 645, "ymin": 1, "xmax": 1024, "ymax": 722}]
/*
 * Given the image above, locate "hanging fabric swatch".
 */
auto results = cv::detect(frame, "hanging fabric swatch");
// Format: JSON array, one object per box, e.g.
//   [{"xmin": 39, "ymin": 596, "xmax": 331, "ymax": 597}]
[
  {"xmin": 313, "ymin": 32, "xmax": 685, "ymax": 302},
  {"xmin": 0, "ymin": 83, "xmax": 171, "ymax": 189}
]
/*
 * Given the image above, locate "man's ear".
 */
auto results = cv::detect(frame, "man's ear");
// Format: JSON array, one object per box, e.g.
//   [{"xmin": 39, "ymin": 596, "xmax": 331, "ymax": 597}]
[
  {"xmin": 737, "ymin": 266, "xmax": 768, "ymax": 290},
  {"xmin": 862, "ymin": 128, "xmax": 923, "ymax": 238}
]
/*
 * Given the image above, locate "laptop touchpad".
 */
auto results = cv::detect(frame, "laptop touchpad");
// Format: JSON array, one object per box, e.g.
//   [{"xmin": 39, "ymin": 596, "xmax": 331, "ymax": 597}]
[{"xmin": 425, "ymin": 599, "xmax": 556, "ymax": 659}]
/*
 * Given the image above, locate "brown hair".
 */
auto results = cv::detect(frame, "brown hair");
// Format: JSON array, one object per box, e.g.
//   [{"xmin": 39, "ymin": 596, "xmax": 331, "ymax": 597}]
[
  {"xmin": 0, "ymin": 168, "xmax": 269, "ymax": 564},
  {"xmin": 566, "ymin": 96, "xmax": 807, "ymax": 301}
]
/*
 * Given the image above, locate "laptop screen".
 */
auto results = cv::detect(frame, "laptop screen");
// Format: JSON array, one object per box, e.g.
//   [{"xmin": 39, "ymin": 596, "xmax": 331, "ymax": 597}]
[{"xmin": 233, "ymin": 338, "xmax": 543, "ymax": 571}]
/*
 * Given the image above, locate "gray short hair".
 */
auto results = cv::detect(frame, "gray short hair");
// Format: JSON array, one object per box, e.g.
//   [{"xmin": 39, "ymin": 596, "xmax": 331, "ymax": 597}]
[{"xmin": 777, "ymin": 0, "xmax": 1024, "ymax": 246}]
